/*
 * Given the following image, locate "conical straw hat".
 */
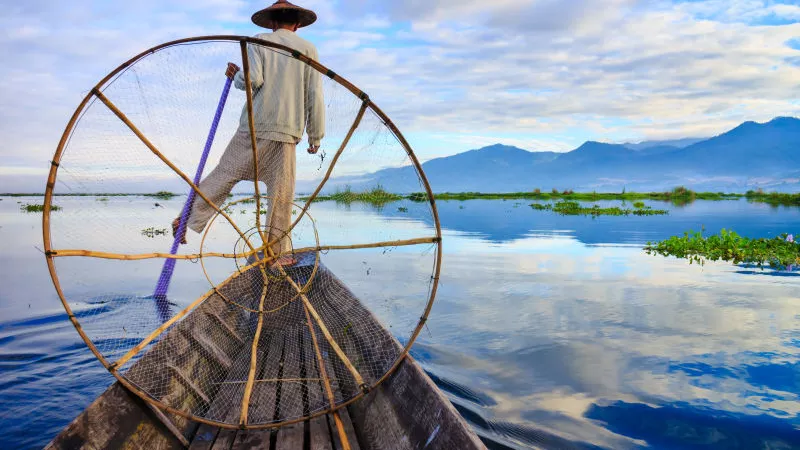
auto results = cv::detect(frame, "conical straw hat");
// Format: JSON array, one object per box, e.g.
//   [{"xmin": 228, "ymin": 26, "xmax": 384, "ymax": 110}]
[{"xmin": 252, "ymin": 0, "xmax": 317, "ymax": 29}]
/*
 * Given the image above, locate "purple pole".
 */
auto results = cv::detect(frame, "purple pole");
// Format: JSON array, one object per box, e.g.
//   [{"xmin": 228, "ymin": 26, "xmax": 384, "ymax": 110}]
[{"xmin": 153, "ymin": 76, "xmax": 234, "ymax": 311}]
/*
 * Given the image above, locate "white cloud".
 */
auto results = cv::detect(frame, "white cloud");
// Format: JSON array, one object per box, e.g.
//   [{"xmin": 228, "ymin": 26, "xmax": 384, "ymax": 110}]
[{"xmin": 0, "ymin": 0, "xmax": 798, "ymax": 191}]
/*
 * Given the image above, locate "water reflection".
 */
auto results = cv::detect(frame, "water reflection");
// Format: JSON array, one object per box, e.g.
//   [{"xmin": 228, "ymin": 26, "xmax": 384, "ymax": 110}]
[
  {"xmin": 384, "ymin": 198, "xmax": 800, "ymax": 245},
  {"xmin": 1, "ymin": 196, "xmax": 799, "ymax": 449}
]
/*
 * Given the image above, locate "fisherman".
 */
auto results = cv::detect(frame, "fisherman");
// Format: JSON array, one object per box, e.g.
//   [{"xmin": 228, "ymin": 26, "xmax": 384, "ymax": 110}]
[{"xmin": 174, "ymin": 0, "xmax": 324, "ymax": 267}]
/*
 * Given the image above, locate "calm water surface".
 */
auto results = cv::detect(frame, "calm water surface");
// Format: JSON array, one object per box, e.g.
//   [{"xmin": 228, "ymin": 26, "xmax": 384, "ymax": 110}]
[{"xmin": 1, "ymin": 196, "xmax": 798, "ymax": 449}]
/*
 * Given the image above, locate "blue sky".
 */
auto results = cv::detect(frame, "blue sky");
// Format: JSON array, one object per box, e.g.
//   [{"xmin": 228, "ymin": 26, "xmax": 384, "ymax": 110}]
[{"xmin": 0, "ymin": 0, "xmax": 799, "ymax": 191}]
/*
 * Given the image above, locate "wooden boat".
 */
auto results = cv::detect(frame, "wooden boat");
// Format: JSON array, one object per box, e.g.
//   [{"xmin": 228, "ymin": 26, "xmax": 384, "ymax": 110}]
[{"xmin": 46, "ymin": 258, "xmax": 485, "ymax": 450}]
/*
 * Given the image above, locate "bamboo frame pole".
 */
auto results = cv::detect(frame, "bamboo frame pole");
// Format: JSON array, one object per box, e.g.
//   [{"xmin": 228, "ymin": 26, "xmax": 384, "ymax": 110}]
[
  {"xmin": 295, "ymin": 236, "xmax": 438, "ymax": 253},
  {"xmin": 46, "ymin": 249, "xmax": 245, "ymax": 260},
  {"xmin": 216, "ymin": 378, "xmax": 331, "ymax": 385},
  {"xmin": 271, "ymin": 100, "xmax": 369, "ymax": 251},
  {"xmin": 304, "ymin": 304, "xmax": 351, "ymax": 450},
  {"xmin": 110, "ymin": 282, "xmax": 222, "ymax": 370},
  {"xmin": 48, "ymin": 236, "xmax": 438, "ymax": 261},
  {"xmin": 91, "ymin": 89, "xmax": 260, "ymax": 258},
  {"xmin": 109, "ymin": 254, "xmax": 270, "ymax": 370},
  {"xmin": 273, "ymin": 265, "xmax": 365, "ymax": 388},
  {"xmin": 239, "ymin": 41, "xmax": 268, "ymax": 248},
  {"xmin": 239, "ymin": 278, "xmax": 269, "ymax": 426},
  {"xmin": 93, "ymin": 86, "xmax": 275, "ymax": 312}
]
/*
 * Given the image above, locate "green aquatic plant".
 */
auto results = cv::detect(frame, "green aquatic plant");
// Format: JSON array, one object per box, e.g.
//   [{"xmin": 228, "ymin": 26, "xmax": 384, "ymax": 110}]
[
  {"xmin": 298, "ymin": 188, "xmax": 800, "ymax": 207},
  {"xmin": 645, "ymin": 229, "xmax": 800, "ymax": 269},
  {"xmin": 309, "ymin": 185, "xmax": 402, "ymax": 206},
  {"xmin": 745, "ymin": 190, "xmax": 800, "ymax": 206},
  {"xmin": 430, "ymin": 188, "xmax": 744, "ymax": 203},
  {"xmin": 529, "ymin": 200, "xmax": 668, "ymax": 217},
  {"xmin": 145, "ymin": 191, "xmax": 176, "ymax": 200},
  {"xmin": 408, "ymin": 192, "xmax": 428, "ymax": 202},
  {"xmin": 21, "ymin": 203, "xmax": 60, "ymax": 212},
  {"xmin": 633, "ymin": 201, "xmax": 645, "ymax": 209},
  {"xmin": 397, "ymin": 207, "xmax": 408, "ymax": 212},
  {"xmin": 141, "ymin": 227, "xmax": 168, "ymax": 238}
]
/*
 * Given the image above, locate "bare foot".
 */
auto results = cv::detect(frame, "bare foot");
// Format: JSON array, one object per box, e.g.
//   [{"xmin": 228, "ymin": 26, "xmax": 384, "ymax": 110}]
[
  {"xmin": 172, "ymin": 218, "xmax": 187, "ymax": 244},
  {"xmin": 271, "ymin": 254, "xmax": 297, "ymax": 268}
]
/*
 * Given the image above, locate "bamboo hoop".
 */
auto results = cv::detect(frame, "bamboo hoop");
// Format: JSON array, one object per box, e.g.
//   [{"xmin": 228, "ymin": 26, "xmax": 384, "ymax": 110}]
[
  {"xmin": 197, "ymin": 195, "xmax": 322, "ymax": 314},
  {"xmin": 43, "ymin": 35, "xmax": 442, "ymax": 430}
]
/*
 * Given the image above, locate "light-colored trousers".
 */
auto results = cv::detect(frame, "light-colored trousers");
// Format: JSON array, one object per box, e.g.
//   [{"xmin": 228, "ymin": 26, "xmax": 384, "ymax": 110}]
[{"xmin": 188, "ymin": 130, "xmax": 296, "ymax": 255}]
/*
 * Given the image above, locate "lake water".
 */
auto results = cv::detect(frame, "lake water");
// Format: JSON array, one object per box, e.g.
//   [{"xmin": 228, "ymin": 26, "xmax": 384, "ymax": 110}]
[{"xmin": 1, "ymin": 196, "xmax": 798, "ymax": 449}]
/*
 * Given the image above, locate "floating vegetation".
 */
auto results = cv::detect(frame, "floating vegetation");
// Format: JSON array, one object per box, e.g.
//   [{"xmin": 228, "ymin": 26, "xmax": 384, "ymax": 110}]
[
  {"xmin": 397, "ymin": 207, "xmax": 408, "ymax": 213},
  {"xmin": 144, "ymin": 191, "xmax": 176, "ymax": 200},
  {"xmin": 530, "ymin": 200, "xmax": 668, "ymax": 217},
  {"xmin": 745, "ymin": 190, "xmax": 800, "ymax": 206},
  {"xmin": 97, "ymin": 197, "xmax": 109, "ymax": 202},
  {"xmin": 408, "ymin": 192, "xmax": 428, "ymax": 202},
  {"xmin": 141, "ymin": 227, "xmax": 168, "ymax": 238},
  {"xmin": 633, "ymin": 201, "xmax": 646, "ymax": 209},
  {"xmin": 645, "ymin": 230, "xmax": 799, "ymax": 270},
  {"xmin": 21, "ymin": 203, "xmax": 60, "ymax": 213},
  {"xmin": 5, "ymin": 188, "xmax": 798, "ymax": 207},
  {"xmin": 307, "ymin": 185, "xmax": 403, "ymax": 206},
  {"xmin": 430, "ymin": 187, "xmax": 738, "ymax": 204}
]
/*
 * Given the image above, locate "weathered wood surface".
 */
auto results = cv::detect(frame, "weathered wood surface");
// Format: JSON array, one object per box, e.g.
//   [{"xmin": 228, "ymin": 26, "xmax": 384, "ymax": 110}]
[
  {"xmin": 46, "ymin": 263, "xmax": 484, "ymax": 450},
  {"xmin": 44, "ymin": 381, "xmax": 189, "ymax": 450}
]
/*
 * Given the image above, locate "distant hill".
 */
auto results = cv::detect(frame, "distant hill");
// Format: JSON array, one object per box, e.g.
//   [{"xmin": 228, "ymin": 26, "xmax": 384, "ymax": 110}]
[
  {"xmin": 623, "ymin": 138, "xmax": 704, "ymax": 151},
  {"xmin": 327, "ymin": 117, "xmax": 800, "ymax": 193}
]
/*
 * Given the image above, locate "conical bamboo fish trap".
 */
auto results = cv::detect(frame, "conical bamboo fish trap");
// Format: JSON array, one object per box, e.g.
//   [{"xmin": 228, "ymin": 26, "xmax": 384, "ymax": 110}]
[{"xmin": 42, "ymin": 36, "xmax": 442, "ymax": 430}]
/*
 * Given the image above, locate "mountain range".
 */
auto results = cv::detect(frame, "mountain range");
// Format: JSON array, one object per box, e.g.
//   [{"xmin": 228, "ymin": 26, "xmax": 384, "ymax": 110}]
[{"xmin": 326, "ymin": 117, "xmax": 800, "ymax": 193}]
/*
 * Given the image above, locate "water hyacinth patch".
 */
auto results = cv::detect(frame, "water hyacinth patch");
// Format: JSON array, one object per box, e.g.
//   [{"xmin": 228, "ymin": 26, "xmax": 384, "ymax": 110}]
[
  {"xmin": 20, "ymin": 203, "xmax": 61, "ymax": 213},
  {"xmin": 645, "ymin": 229, "xmax": 800, "ymax": 270},
  {"xmin": 303, "ymin": 185, "xmax": 402, "ymax": 206},
  {"xmin": 144, "ymin": 191, "xmax": 176, "ymax": 200},
  {"xmin": 529, "ymin": 201, "xmax": 668, "ymax": 217}
]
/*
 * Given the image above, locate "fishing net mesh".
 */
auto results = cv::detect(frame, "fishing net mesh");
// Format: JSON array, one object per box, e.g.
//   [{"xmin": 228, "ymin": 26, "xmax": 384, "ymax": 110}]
[{"xmin": 45, "ymin": 38, "xmax": 440, "ymax": 428}]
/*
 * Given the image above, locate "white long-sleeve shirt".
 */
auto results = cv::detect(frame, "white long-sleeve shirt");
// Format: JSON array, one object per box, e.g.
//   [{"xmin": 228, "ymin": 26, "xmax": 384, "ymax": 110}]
[{"xmin": 234, "ymin": 29, "xmax": 325, "ymax": 147}]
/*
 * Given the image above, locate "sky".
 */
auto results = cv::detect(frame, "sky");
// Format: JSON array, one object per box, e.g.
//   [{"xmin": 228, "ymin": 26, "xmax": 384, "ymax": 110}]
[{"xmin": 1, "ymin": 0, "xmax": 799, "ymax": 192}]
